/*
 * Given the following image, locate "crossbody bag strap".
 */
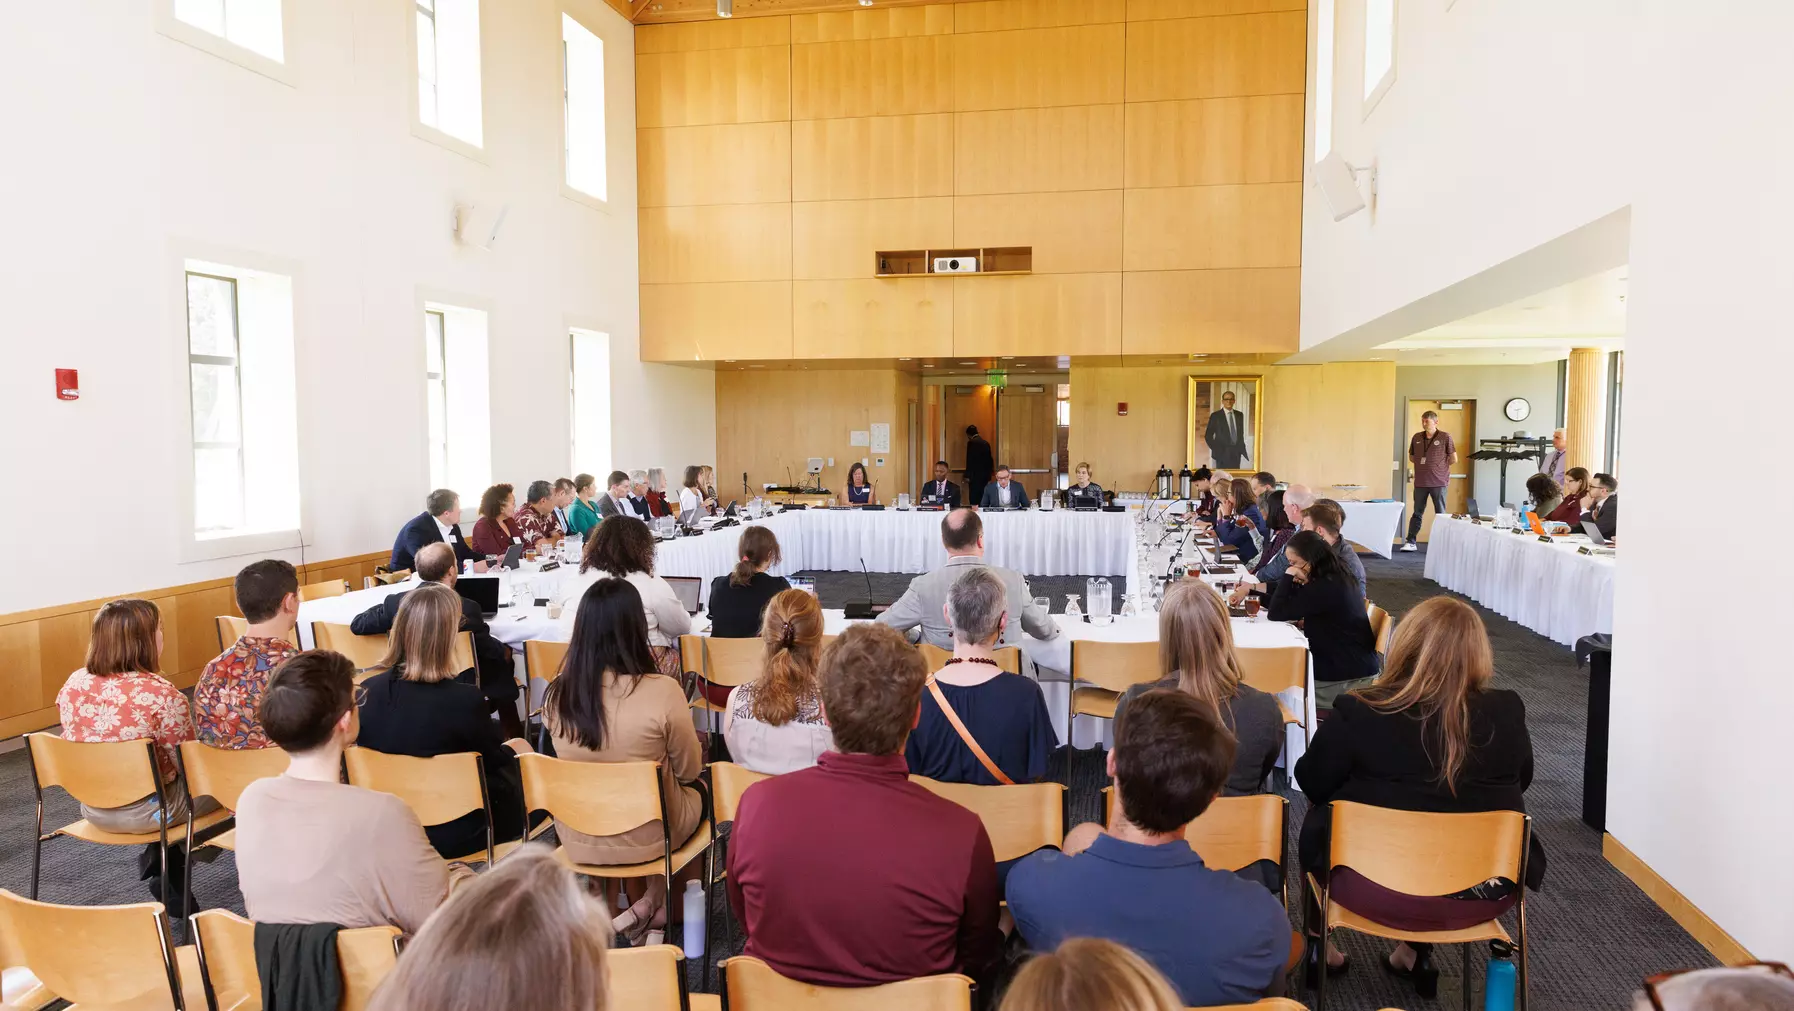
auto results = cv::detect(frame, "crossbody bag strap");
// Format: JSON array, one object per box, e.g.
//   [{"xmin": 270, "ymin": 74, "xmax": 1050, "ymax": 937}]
[{"xmin": 926, "ymin": 677, "xmax": 1014, "ymax": 786}]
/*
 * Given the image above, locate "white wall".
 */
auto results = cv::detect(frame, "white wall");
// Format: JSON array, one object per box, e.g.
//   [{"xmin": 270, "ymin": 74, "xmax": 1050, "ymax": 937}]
[
  {"xmin": 1299, "ymin": 0, "xmax": 1794, "ymax": 960},
  {"xmin": 0, "ymin": 0, "xmax": 713, "ymax": 614},
  {"xmin": 1393, "ymin": 362, "xmax": 1561, "ymax": 506}
]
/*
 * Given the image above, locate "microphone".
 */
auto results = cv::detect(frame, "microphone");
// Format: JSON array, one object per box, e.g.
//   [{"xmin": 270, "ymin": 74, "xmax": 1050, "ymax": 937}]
[{"xmin": 844, "ymin": 556, "xmax": 880, "ymax": 620}]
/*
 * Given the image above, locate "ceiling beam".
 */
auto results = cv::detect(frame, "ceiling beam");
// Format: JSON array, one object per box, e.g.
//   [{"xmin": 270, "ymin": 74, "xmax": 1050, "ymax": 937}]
[{"xmin": 633, "ymin": 0, "xmax": 949, "ymax": 24}]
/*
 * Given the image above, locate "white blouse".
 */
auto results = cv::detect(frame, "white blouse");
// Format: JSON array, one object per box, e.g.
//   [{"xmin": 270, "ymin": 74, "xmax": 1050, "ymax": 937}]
[
  {"xmin": 678, "ymin": 486, "xmax": 704, "ymax": 517},
  {"xmin": 557, "ymin": 568, "xmax": 691, "ymax": 648}
]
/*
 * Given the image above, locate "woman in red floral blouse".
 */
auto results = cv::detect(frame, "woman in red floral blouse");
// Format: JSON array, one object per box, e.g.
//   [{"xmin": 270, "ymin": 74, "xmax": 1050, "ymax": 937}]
[{"xmin": 56, "ymin": 599, "xmax": 217, "ymax": 832}]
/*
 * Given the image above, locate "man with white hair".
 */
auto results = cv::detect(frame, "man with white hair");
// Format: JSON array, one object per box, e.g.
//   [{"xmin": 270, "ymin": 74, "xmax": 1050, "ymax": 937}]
[
  {"xmin": 627, "ymin": 469, "xmax": 652, "ymax": 519},
  {"xmin": 1541, "ymin": 428, "xmax": 1568, "ymax": 484}
]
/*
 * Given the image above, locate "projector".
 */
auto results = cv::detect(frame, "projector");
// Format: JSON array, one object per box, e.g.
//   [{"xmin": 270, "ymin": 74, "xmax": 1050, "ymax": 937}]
[{"xmin": 934, "ymin": 256, "xmax": 979, "ymax": 274}]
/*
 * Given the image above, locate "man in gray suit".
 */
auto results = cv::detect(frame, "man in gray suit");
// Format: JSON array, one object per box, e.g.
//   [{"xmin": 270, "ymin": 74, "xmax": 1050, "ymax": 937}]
[
  {"xmin": 878, "ymin": 509, "xmax": 1058, "ymax": 649},
  {"xmin": 593, "ymin": 470, "xmax": 635, "ymax": 521}
]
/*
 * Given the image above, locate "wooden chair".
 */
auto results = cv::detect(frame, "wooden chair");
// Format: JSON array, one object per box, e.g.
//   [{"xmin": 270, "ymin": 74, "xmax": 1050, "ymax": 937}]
[
  {"xmin": 1189, "ymin": 1000, "xmax": 1308, "ymax": 1010},
  {"xmin": 298, "ymin": 579, "xmax": 351, "ymax": 602},
  {"xmin": 608, "ymin": 943, "xmax": 702, "ymax": 1011},
  {"xmin": 910, "ymin": 778, "xmax": 1065, "ymax": 864},
  {"xmin": 24, "ymin": 735, "xmax": 229, "ymax": 906},
  {"xmin": 1238, "ymin": 646, "xmax": 1310, "ymax": 746},
  {"xmin": 452, "ymin": 630, "xmax": 476, "ymax": 676},
  {"xmin": 343, "ymin": 748, "xmax": 500, "ymax": 865},
  {"xmin": 175, "ymin": 741, "xmax": 290, "ymax": 920},
  {"xmin": 516, "ymin": 754, "xmax": 712, "ymax": 900},
  {"xmin": 1311, "ymin": 801, "xmax": 1531, "ymax": 1011},
  {"xmin": 524, "ymin": 639, "xmax": 570, "ymax": 751},
  {"xmin": 312, "ymin": 622, "xmax": 391, "ymax": 672},
  {"xmin": 364, "ymin": 568, "xmax": 411, "ymax": 589},
  {"xmin": 690, "ymin": 635, "xmax": 762, "ymax": 716},
  {"xmin": 1105, "ymin": 790, "xmax": 1288, "ymax": 906},
  {"xmin": 1369, "ymin": 604, "xmax": 1394, "ymax": 656},
  {"xmin": 917, "ymin": 643, "xmax": 1021, "ymax": 674},
  {"xmin": 191, "ymin": 909, "xmax": 400, "ymax": 1011},
  {"xmin": 0, "ymin": 889, "xmax": 192, "ymax": 1010},
  {"xmin": 1065, "ymin": 640, "xmax": 1159, "ymax": 775},
  {"xmin": 213, "ymin": 615, "xmax": 248, "ymax": 653},
  {"xmin": 723, "ymin": 954, "xmax": 973, "ymax": 1011}
]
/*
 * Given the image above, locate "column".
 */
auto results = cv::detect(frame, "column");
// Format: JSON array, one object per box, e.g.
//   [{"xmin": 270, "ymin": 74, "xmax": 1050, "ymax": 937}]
[{"xmin": 1565, "ymin": 348, "xmax": 1608, "ymax": 473}]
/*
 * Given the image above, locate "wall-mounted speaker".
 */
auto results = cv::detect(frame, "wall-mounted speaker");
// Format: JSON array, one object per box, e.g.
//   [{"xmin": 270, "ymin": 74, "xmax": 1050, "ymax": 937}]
[{"xmin": 1315, "ymin": 152, "xmax": 1374, "ymax": 221}]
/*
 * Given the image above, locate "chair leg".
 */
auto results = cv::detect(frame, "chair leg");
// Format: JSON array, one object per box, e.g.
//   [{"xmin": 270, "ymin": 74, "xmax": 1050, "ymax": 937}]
[
  {"xmin": 1461, "ymin": 942, "xmax": 1473, "ymax": 1011},
  {"xmin": 29, "ymin": 834, "xmax": 40, "ymax": 901},
  {"xmin": 1518, "ymin": 894, "xmax": 1530, "ymax": 1011}
]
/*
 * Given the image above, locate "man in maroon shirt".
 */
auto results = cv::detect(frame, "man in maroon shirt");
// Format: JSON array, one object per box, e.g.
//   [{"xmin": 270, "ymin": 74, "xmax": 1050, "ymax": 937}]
[
  {"xmin": 726, "ymin": 623, "xmax": 1004, "ymax": 988},
  {"xmin": 1402, "ymin": 410, "xmax": 1458, "ymax": 551}
]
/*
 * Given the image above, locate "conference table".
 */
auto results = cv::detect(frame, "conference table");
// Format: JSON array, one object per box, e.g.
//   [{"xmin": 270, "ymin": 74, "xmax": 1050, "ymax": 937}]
[
  {"xmin": 1152, "ymin": 498, "xmax": 1405, "ymax": 558},
  {"xmin": 1423, "ymin": 516, "xmax": 1615, "ymax": 647},
  {"xmin": 297, "ymin": 512, "xmax": 1317, "ymax": 766}
]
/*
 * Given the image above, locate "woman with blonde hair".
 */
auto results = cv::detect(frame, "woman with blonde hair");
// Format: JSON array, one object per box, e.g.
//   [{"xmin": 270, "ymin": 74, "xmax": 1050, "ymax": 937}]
[
  {"xmin": 55, "ymin": 598, "xmax": 218, "ymax": 911},
  {"xmin": 356, "ymin": 583, "xmax": 532, "ymax": 860},
  {"xmin": 1294, "ymin": 595, "xmax": 1543, "ymax": 995},
  {"xmin": 368, "ymin": 846, "xmax": 611, "ymax": 1011},
  {"xmin": 999, "ymin": 938, "xmax": 1182, "ymax": 1011},
  {"xmin": 1112, "ymin": 580, "xmax": 1282, "ymax": 796},
  {"xmin": 723, "ymin": 589, "xmax": 834, "ymax": 774}
]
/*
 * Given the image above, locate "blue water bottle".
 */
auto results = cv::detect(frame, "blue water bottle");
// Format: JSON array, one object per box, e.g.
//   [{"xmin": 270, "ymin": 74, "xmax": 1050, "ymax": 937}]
[{"xmin": 1484, "ymin": 939, "xmax": 1517, "ymax": 1011}]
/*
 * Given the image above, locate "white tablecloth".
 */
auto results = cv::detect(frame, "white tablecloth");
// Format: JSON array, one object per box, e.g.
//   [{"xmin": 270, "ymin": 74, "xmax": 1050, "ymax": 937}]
[
  {"xmin": 1423, "ymin": 517, "xmax": 1615, "ymax": 647},
  {"xmin": 1148, "ymin": 498, "xmax": 1404, "ymax": 558},
  {"xmin": 656, "ymin": 508, "xmax": 1139, "ymax": 602}
]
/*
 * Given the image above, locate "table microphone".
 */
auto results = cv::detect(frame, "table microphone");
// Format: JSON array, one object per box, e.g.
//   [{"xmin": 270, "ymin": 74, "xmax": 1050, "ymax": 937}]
[{"xmin": 844, "ymin": 556, "xmax": 880, "ymax": 620}]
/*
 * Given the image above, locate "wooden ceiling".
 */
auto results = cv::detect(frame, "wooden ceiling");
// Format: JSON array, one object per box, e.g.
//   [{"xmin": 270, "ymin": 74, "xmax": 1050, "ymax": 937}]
[{"xmin": 607, "ymin": 0, "xmax": 963, "ymax": 25}]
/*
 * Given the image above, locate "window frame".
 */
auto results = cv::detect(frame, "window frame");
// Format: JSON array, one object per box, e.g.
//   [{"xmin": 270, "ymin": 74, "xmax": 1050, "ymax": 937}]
[
  {"xmin": 1313, "ymin": 0, "xmax": 1337, "ymax": 163},
  {"xmin": 1361, "ymin": 0, "xmax": 1398, "ymax": 118},
  {"xmin": 407, "ymin": 0, "xmax": 487, "ymax": 162},
  {"xmin": 424, "ymin": 309, "xmax": 450, "ymax": 492},
  {"xmin": 155, "ymin": 0, "xmax": 295, "ymax": 86},
  {"xmin": 417, "ymin": 0, "xmax": 441, "ymax": 131},
  {"xmin": 559, "ymin": 10, "xmax": 610, "ymax": 212},
  {"xmin": 185, "ymin": 271, "xmax": 250, "ymax": 538}
]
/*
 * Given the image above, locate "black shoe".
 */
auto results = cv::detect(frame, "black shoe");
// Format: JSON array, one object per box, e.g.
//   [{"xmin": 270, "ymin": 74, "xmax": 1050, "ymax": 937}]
[{"xmin": 1383, "ymin": 948, "xmax": 1438, "ymax": 999}]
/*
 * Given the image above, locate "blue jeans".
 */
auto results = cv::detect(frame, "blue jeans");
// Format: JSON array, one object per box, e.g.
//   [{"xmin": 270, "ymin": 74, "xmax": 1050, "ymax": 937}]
[{"xmin": 1407, "ymin": 485, "xmax": 1447, "ymax": 540}]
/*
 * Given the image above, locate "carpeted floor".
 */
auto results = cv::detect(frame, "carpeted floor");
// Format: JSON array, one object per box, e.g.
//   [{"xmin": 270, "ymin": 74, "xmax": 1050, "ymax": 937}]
[{"xmin": 3, "ymin": 550, "xmax": 1712, "ymax": 1008}]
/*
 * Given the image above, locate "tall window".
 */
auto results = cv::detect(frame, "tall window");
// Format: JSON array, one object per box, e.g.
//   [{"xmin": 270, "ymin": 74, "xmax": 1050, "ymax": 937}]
[
  {"xmin": 425, "ymin": 310, "xmax": 449, "ymax": 491},
  {"xmin": 172, "ymin": 0, "xmax": 284, "ymax": 61},
  {"xmin": 1363, "ymin": 0, "xmax": 1397, "ymax": 110},
  {"xmin": 424, "ymin": 302, "xmax": 492, "ymax": 503},
  {"xmin": 562, "ymin": 13, "xmax": 607, "ymax": 202},
  {"xmin": 1314, "ymin": 0, "xmax": 1336, "ymax": 161},
  {"xmin": 570, "ymin": 329, "xmax": 611, "ymax": 476},
  {"xmin": 183, "ymin": 259, "xmax": 300, "ymax": 544},
  {"xmin": 416, "ymin": 0, "xmax": 484, "ymax": 148}
]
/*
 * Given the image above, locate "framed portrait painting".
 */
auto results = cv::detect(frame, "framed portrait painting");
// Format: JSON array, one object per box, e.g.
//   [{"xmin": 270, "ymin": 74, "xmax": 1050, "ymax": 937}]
[{"xmin": 1186, "ymin": 377, "xmax": 1263, "ymax": 473}]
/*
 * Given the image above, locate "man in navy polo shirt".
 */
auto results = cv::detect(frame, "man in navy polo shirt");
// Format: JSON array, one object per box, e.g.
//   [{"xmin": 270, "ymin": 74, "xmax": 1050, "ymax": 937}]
[{"xmin": 1007, "ymin": 689, "xmax": 1292, "ymax": 1007}]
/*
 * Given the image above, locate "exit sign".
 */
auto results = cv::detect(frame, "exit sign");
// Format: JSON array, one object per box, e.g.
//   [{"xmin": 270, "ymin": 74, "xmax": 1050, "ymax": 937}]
[{"xmin": 985, "ymin": 369, "xmax": 1008, "ymax": 387}]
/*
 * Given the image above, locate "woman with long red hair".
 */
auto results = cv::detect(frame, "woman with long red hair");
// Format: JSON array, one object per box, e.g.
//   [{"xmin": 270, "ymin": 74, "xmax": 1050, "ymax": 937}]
[{"xmin": 722, "ymin": 589, "xmax": 833, "ymax": 774}]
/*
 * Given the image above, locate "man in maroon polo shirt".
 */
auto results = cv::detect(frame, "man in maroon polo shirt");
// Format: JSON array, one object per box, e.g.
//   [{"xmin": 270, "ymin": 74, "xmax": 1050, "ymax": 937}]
[
  {"xmin": 1402, "ymin": 410, "xmax": 1458, "ymax": 552},
  {"xmin": 726, "ymin": 623, "xmax": 1003, "ymax": 988}
]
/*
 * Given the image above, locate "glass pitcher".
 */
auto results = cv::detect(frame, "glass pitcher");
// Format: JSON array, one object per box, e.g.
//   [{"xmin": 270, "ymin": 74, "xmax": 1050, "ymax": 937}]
[{"xmin": 1086, "ymin": 577, "xmax": 1112, "ymax": 624}]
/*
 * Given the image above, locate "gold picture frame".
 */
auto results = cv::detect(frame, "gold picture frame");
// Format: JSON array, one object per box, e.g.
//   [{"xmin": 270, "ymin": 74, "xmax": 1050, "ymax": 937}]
[{"xmin": 1186, "ymin": 377, "xmax": 1264, "ymax": 474}]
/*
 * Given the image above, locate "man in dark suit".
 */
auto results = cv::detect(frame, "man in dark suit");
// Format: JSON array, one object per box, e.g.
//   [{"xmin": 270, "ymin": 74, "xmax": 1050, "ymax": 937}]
[
  {"xmin": 1204, "ymin": 390, "xmax": 1250, "ymax": 470},
  {"xmin": 594, "ymin": 470, "xmax": 636, "ymax": 521},
  {"xmin": 921, "ymin": 460, "xmax": 962, "ymax": 509},
  {"xmin": 979, "ymin": 465, "xmax": 1031, "ymax": 509},
  {"xmin": 1580, "ymin": 473, "xmax": 1619, "ymax": 540},
  {"xmin": 390, "ymin": 489, "xmax": 485, "ymax": 573},
  {"xmin": 964, "ymin": 425, "xmax": 995, "ymax": 508},
  {"xmin": 350, "ymin": 543, "xmax": 521, "ymax": 737}
]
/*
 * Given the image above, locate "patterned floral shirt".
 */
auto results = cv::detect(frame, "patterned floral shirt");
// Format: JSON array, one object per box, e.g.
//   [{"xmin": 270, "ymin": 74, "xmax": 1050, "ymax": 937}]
[
  {"xmin": 194, "ymin": 636, "xmax": 300, "ymax": 750},
  {"xmin": 513, "ymin": 506, "xmax": 563, "ymax": 544},
  {"xmin": 56, "ymin": 669, "xmax": 194, "ymax": 784}
]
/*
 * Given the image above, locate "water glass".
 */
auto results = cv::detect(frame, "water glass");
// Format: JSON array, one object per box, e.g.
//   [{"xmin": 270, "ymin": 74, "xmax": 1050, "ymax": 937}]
[{"xmin": 1064, "ymin": 594, "xmax": 1082, "ymax": 623}]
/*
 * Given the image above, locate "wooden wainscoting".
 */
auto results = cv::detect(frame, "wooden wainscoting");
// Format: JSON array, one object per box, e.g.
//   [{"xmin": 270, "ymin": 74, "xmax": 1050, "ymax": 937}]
[
  {"xmin": 1603, "ymin": 834, "xmax": 1754, "ymax": 965},
  {"xmin": 0, "ymin": 551, "xmax": 388, "ymax": 740}
]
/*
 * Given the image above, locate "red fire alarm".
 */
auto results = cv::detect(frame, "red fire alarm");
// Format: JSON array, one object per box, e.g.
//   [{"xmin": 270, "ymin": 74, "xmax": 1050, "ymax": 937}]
[
  {"xmin": 55, "ymin": 369, "xmax": 79, "ymax": 401},
  {"xmin": 1117, "ymin": 402, "xmax": 1129, "ymax": 416}
]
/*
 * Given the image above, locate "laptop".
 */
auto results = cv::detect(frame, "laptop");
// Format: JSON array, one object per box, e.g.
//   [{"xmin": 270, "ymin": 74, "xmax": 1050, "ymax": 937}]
[
  {"xmin": 456, "ymin": 575, "xmax": 502, "ymax": 618},
  {"xmin": 665, "ymin": 576, "xmax": 703, "ymax": 615},
  {"xmin": 1525, "ymin": 512, "xmax": 1549, "ymax": 536},
  {"xmin": 1581, "ymin": 520, "xmax": 1611, "ymax": 547},
  {"xmin": 500, "ymin": 544, "xmax": 524, "ymax": 570}
]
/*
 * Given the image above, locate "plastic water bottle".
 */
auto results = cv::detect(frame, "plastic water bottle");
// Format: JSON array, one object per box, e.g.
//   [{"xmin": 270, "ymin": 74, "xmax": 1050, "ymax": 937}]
[
  {"xmin": 682, "ymin": 880, "xmax": 706, "ymax": 959},
  {"xmin": 1484, "ymin": 939, "xmax": 1517, "ymax": 1011}
]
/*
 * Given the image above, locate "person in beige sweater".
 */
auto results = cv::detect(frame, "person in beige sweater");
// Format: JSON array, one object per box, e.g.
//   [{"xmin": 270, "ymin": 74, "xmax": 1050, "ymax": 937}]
[
  {"xmin": 234, "ymin": 649, "xmax": 470, "ymax": 935},
  {"xmin": 545, "ymin": 577, "xmax": 704, "ymax": 946}
]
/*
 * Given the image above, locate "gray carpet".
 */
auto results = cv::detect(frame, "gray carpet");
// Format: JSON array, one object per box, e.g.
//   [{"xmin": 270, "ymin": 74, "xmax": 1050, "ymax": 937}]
[{"xmin": 5, "ymin": 552, "xmax": 1714, "ymax": 1009}]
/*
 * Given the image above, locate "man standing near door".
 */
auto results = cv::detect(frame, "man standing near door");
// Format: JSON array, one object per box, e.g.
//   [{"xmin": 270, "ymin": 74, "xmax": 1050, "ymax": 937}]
[
  {"xmin": 964, "ymin": 426, "xmax": 994, "ymax": 509},
  {"xmin": 1204, "ymin": 391, "xmax": 1250, "ymax": 469},
  {"xmin": 1402, "ymin": 410, "xmax": 1458, "ymax": 552}
]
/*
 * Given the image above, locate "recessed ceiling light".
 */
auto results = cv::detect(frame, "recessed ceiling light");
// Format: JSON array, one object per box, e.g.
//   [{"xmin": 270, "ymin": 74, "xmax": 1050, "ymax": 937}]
[
  {"xmin": 959, "ymin": 361, "xmax": 976, "ymax": 365},
  {"xmin": 748, "ymin": 364, "xmax": 764, "ymax": 368},
  {"xmin": 923, "ymin": 364, "xmax": 934, "ymax": 368},
  {"xmin": 716, "ymin": 0, "xmax": 732, "ymax": 16},
  {"xmin": 1001, "ymin": 356, "xmax": 1015, "ymax": 360},
  {"xmin": 723, "ymin": 360, "xmax": 736, "ymax": 363},
  {"xmin": 898, "ymin": 357, "xmax": 911, "ymax": 361}
]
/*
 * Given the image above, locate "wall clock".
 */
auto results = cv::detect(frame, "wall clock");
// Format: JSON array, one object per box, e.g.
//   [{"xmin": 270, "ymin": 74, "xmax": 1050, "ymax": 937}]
[{"xmin": 1504, "ymin": 397, "xmax": 1531, "ymax": 422}]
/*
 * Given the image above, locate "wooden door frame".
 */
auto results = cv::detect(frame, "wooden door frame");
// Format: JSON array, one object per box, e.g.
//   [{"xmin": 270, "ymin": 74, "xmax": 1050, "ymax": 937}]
[{"xmin": 1401, "ymin": 396, "xmax": 1478, "ymax": 541}]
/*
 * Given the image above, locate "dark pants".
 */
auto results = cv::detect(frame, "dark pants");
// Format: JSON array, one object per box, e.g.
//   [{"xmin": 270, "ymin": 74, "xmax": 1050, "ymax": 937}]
[{"xmin": 1406, "ymin": 485, "xmax": 1448, "ymax": 540}]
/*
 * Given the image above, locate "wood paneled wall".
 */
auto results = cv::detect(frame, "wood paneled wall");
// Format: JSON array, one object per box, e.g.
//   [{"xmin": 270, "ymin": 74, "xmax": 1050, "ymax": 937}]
[
  {"xmin": 1069, "ymin": 362, "xmax": 1397, "ymax": 495},
  {"xmin": 0, "ymin": 552, "xmax": 388, "ymax": 739},
  {"xmin": 637, "ymin": 0, "xmax": 1306, "ymax": 361},
  {"xmin": 716, "ymin": 369, "xmax": 919, "ymax": 498}
]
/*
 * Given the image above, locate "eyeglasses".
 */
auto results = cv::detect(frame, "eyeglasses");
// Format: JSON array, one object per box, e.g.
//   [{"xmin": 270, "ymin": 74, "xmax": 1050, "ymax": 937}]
[{"xmin": 1642, "ymin": 962, "xmax": 1792, "ymax": 1010}]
